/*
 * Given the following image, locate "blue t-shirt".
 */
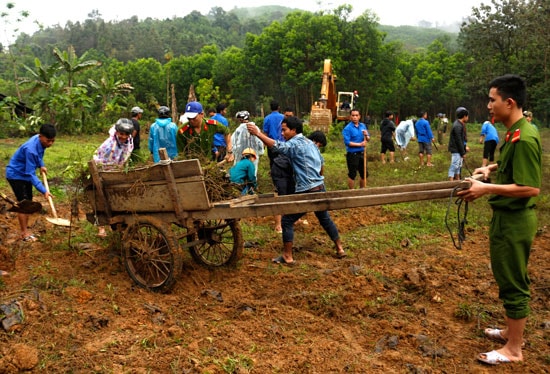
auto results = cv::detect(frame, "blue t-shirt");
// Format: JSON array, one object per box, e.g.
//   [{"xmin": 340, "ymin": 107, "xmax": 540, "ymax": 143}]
[
  {"xmin": 342, "ymin": 122, "xmax": 369, "ymax": 153},
  {"xmin": 480, "ymin": 121, "xmax": 499, "ymax": 143},
  {"xmin": 6, "ymin": 134, "xmax": 48, "ymax": 194},
  {"xmin": 263, "ymin": 111, "xmax": 284, "ymax": 141},
  {"xmin": 211, "ymin": 113, "xmax": 229, "ymax": 146},
  {"xmin": 415, "ymin": 118, "xmax": 433, "ymax": 143}
]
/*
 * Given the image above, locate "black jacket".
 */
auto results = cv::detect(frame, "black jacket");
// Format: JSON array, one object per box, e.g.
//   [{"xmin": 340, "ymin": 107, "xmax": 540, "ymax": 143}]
[{"xmin": 447, "ymin": 120, "xmax": 466, "ymax": 156}]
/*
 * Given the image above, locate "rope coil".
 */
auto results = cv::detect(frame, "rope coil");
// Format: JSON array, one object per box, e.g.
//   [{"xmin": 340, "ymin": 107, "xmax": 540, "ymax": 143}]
[{"xmin": 445, "ymin": 185, "xmax": 470, "ymax": 250}]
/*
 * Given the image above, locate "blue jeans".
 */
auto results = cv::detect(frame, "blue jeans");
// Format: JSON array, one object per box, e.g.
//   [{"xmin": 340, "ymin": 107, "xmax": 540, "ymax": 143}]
[
  {"xmin": 448, "ymin": 153, "xmax": 463, "ymax": 178},
  {"xmin": 281, "ymin": 185, "xmax": 340, "ymax": 244}
]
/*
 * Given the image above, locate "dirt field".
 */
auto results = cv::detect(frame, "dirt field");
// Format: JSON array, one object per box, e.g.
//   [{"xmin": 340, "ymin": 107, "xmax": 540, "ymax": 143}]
[{"xmin": 0, "ymin": 199, "xmax": 548, "ymax": 373}]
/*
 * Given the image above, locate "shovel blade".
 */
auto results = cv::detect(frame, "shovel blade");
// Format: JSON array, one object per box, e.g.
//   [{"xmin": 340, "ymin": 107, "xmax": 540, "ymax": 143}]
[
  {"xmin": 46, "ymin": 217, "xmax": 71, "ymax": 227},
  {"xmin": 7, "ymin": 200, "xmax": 43, "ymax": 214}
]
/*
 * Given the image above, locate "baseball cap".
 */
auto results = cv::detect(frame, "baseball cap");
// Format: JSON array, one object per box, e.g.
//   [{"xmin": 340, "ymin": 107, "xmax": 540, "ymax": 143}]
[
  {"xmin": 183, "ymin": 102, "xmax": 203, "ymax": 119},
  {"xmin": 131, "ymin": 106, "xmax": 143, "ymax": 114}
]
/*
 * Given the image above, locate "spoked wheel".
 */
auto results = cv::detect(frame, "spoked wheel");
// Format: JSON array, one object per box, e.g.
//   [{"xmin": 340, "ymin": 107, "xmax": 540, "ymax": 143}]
[
  {"xmin": 188, "ymin": 219, "xmax": 243, "ymax": 267},
  {"xmin": 122, "ymin": 216, "xmax": 183, "ymax": 293}
]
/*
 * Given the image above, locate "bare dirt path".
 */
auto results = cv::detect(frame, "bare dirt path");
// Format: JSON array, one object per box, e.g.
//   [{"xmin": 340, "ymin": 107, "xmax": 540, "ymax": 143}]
[{"xmin": 1, "ymin": 204, "xmax": 549, "ymax": 373}]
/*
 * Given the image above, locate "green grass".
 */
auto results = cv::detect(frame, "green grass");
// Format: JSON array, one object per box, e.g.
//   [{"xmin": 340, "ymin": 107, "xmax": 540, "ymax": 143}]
[
  {"xmin": 0, "ymin": 126, "xmax": 548, "ymax": 232},
  {"xmin": 253, "ymin": 125, "xmax": 550, "ymax": 253}
]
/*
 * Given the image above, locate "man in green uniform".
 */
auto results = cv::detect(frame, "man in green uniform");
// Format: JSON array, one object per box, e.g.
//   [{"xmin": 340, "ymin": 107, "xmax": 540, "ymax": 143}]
[
  {"xmin": 177, "ymin": 101, "xmax": 233, "ymax": 162},
  {"xmin": 458, "ymin": 74, "xmax": 542, "ymax": 366}
]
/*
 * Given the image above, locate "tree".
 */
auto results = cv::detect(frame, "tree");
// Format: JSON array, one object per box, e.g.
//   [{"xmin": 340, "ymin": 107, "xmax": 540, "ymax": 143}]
[
  {"xmin": 1, "ymin": 2, "xmax": 31, "ymax": 99},
  {"xmin": 53, "ymin": 46, "xmax": 100, "ymax": 88},
  {"xmin": 88, "ymin": 74, "xmax": 133, "ymax": 112},
  {"xmin": 122, "ymin": 58, "xmax": 164, "ymax": 105},
  {"xmin": 458, "ymin": 0, "xmax": 549, "ymax": 122}
]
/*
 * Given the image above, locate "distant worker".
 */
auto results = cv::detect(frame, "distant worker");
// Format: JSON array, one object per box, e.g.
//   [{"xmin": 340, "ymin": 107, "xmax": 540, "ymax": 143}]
[
  {"xmin": 342, "ymin": 109, "xmax": 370, "ymax": 189},
  {"xmin": 447, "ymin": 107, "xmax": 469, "ymax": 180},
  {"xmin": 93, "ymin": 118, "xmax": 134, "ymax": 237},
  {"xmin": 523, "ymin": 110, "xmax": 538, "ymax": 131},
  {"xmin": 271, "ymin": 107, "xmax": 296, "ymax": 233},
  {"xmin": 6, "ymin": 123, "xmax": 57, "ymax": 242},
  {"xmin": 436, "ymin": 113, "xmax": 449, "ymax": 145},
  {"xmin": 340, "ymin": 100, "xmax": 351, "ymax": 110},
  {"xmin": 93, "ymin": 119, "xmax": 134, "ymax": 169},
  {"xmin": 211, "ymin": 103, "xmax": 230, "ymax": 162},
  {"xmin": 479, "ymin": 116, "xmax": 499, "ymax": 167},
  {"xmin": 262, "ymin": 100, "xmax": 285, "ymax": 167},
  {"xmin": 283, "ymin": 107, "xmax": 295, "ymax": 118},
  {"xmin": 229, "ymin": 148, "xmax": 257, "ymax": 195},
  {"xmin": 414, "ymin": 110, "xmax": 435, "ymax": 167},
  {"xmin": 523, "ymin": 110, "xmax": 532, "ymax": 123},
  {"xmin": 379, "ymin": 110, "xmax": 396, "ymax": 164},
  {"xmin": 177, "ymin": 101, "xmax": 233, "ymax": 162},
  {"xmin": 395, "ymin": 118, "xmax": 416, "ymax": 160},
  {"xmin": 231, "ymin": 111, "xmax": 264, "ymax": 176},
  {"xmin": 308, "ymin": 130, "xmax": 328, "ymax": 150},
  {"xmin": 130, "ymin": 106, "xmax": 143, "ymax": 161},
  {"xmin": 148, "ymin": 106, "xmax": 178, "ymax": 163}
]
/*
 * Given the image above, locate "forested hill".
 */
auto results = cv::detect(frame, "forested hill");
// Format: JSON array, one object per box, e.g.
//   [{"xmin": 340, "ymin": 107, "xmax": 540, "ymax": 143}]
[
  {"xmin": 379, "ymin": 25, "xmax": 458, "ymax": 52},
  {"xmin": 12, "ymin": 6, "xmax": 456, "ymax": 64}
]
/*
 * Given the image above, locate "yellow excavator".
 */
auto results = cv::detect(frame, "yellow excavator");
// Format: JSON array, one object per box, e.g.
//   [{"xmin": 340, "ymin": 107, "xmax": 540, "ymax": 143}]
[{"xmin": 309, "ymin": 59, "xmax": 357, "ymax": 132}]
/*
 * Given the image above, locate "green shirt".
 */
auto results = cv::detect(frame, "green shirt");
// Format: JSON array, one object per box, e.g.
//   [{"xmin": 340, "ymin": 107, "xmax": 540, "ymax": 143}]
[
  {"xmin": 177, "ymin": 118, "xmax": 229, "ymax": 158},
  {"xmin": 488, "ymin": 117, "xmax": 542, "ymax": 210}
]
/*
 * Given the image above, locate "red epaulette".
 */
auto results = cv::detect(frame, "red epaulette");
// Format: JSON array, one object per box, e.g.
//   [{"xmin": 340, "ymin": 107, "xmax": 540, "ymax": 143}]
[
  {"xmin": 179, "ymin": 125, "xmax": 190, "ymax": 134},
  {"xmin": 511, "ymin": 128, "xmax": 520, "ymax": 143},
  {"xmin": 506, "ymin": 129, "xmax": 521, "ymax": 143},
  {"xmin": 205, "ymin": 119, "xmax": 219, "ymax": 130}
]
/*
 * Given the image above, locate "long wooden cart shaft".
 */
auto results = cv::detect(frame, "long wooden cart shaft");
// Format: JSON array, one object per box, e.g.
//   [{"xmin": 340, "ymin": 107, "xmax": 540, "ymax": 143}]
[
  {"xmin": 179, "ymin": 179, "xmax": 468, "ymax": 220},
  {"xmin": 101, "ymin": 180, "xmax": 470, "ymax": 226},
  {"xmin": 87, "ymin": 158, "xmax": 472, "ymax": 226}
]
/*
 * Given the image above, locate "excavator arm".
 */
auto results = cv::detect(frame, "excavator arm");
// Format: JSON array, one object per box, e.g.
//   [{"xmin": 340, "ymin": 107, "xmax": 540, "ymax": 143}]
[{"xmin": 310, "ymin": 59, "xmax": 337, "ymax": 132}]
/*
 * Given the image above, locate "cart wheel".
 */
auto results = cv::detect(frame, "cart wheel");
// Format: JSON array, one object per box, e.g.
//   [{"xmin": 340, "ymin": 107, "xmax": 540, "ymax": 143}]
[
  {"xmin": 122, "ymin": 216, "xmax": 183, "ymax": 293},
  {"xmin": 189, "ymin": 219, "xmax": 243, "ymax": 267}
]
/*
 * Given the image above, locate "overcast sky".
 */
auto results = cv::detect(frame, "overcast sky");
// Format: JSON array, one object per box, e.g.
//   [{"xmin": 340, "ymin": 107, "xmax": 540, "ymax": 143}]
[{"xmin": 4, "ymin": 0, "xmax": 485, "ymax": 45}]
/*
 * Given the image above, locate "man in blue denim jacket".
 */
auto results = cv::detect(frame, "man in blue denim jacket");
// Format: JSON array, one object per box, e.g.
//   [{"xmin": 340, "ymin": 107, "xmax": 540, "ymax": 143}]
[{"xmin": 247, "ymin": 116, "xmax": 346, "ymax": 265}]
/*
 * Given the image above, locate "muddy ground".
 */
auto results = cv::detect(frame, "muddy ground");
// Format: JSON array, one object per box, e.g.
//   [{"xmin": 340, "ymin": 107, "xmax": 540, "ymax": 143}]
[{"xmin": 0, "ymin": 201, "xmax": 549, "ymax": 373}]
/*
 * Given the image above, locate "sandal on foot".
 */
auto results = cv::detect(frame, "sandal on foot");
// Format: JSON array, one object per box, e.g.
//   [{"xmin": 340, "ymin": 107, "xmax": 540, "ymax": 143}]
[
  {"xmin": 336, "ymin": 251, "xmax": 347, "ymax": 259},
  {"xmin": 477, "ymin": 350, "xmax": 514, "ymax": 365},
  {"xmin": 22, "ymin": 235, "xmax": 38, "ymax": 242},
  {"xmin": 272, "ymin": 255, "xmax": 295, "ymax": 266},
  {"xmin": 0, "ymin": 270, "xmax": 8, "ymax": 277},
  {"xmin": 484, "ymin": 328, "xmax": 525, "ymax": 347}
]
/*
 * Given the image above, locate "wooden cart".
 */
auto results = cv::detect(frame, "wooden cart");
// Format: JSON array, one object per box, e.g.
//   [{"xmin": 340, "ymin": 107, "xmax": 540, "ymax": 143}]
[{"xmin": 86, "ymin": 158, "xmax": 471, "ymax": 293}]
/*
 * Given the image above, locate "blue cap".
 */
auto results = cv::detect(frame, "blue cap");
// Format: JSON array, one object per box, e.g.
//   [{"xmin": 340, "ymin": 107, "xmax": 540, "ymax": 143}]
[{"xmin": 183, "ymin": 101, "xmax": 203, "ymax": 119}]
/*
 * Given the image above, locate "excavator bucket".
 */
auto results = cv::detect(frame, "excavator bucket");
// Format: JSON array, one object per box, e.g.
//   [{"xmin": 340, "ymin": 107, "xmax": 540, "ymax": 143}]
[{"xmin": 309, "ymin": 108, "xmax": 332, "ymax": 133}]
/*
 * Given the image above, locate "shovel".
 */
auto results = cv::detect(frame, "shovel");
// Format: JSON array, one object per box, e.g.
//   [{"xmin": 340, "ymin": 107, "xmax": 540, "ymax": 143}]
[
  {"xmin": 41, "ymin": 171, "xmax": 71, "ymax": 227},
  {"xmin": 363, "ymin": 134, "xmax": 368, "ymax": 186},
  {"xmin": 0, "ymin": 191, "xmax": 42, "ymax": 214}
]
